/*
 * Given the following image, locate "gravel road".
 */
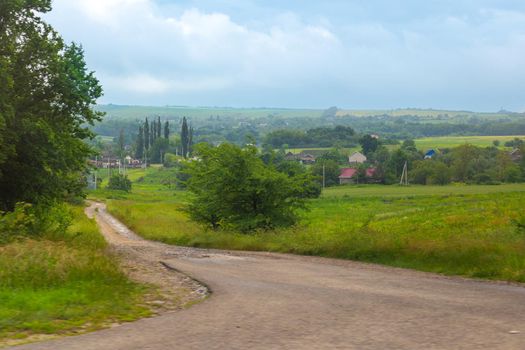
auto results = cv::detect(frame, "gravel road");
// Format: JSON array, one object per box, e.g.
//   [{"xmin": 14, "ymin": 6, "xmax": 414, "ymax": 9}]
[{"xmin": 11, "ymin": 202, "xmax": 525, "ymax": 350}]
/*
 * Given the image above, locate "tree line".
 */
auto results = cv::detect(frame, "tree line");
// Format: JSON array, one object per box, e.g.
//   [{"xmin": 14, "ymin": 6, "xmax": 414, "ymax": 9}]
[{"xmin": 134, "ymin": 116, "xmax": 170, "ymax": 163}]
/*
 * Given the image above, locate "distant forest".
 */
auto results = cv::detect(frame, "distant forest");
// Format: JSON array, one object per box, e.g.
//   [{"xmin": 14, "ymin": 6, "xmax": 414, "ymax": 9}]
[{"xmin": 91, "ymin": 105, "xmax": 525, "ymax": 147}]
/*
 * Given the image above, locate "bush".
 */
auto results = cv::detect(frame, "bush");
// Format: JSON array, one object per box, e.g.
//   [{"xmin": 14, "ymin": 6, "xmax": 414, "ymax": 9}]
[
  {"xmin": 0, "ymin": 202, "xmax": 71, "ymax": 244},
  {"xmin": 0, "ymin": 203, "xmax": 36, "ymax": 243},
  {"xmin": 106, "ymin": 173, "xmax": 132, "ymax": 192}
]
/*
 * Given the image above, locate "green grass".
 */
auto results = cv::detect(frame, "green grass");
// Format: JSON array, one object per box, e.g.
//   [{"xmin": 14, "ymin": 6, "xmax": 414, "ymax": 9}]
[
  {"xmin": 0, "ymin": 206, "xmax": 150, "ymax": 343},
  {"xmin": 286, "ymin": 135, "xmax": 524, "ymax": 156},
  {"xmin": 414, "ymin": 135, "xmax": 524, "ymax": 150},
  {"xmin": 90, "ymin": 172, "xmax": 525, "ymax": 283},
  {"xmin": 322, "ymin": 183, "xmax": 525, "ymax": 198}
]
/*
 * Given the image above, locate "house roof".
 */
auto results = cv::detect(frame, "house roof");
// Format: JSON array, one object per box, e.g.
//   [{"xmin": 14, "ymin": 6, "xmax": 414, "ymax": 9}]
[
  {"xmin": 349, "ymin": 151, "xmax": 367, "ymax": 162},
  {"xmin": 339, "ymin": 167, "xmax": 377, "ymax": 179},
  {"xmin": 339, "ymin": 168, "xmax": 357, "ymax": 178},
  {"xmin": 365, "ymin": 168, "xmax": 377, "ymax": 177}
]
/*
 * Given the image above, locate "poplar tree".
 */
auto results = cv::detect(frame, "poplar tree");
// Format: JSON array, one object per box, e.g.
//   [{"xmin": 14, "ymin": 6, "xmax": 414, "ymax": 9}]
[
  {"xmin": 157, "ymin": 116, "xmax": 162, "ymax": 138},
  {"xmin": 150, "ymin": 120, "xmax": 155, "ymax": 145},
  {"xmin": 135, "ymin": 125, "xmax": 144, "ymax": 159},
  {"xmin": 118, "ymin": 128, "xmax": 125, "ymax": 161},
  {"xmin": 164, "ymin": 121, "xmax": 170, "ymax": 139},
  {"xmin": 181, "ymin": 117, "xmax": 189, "ymax": 158},
  {"xmin": 144, "ymin": 118, "xmax": 150, "ymax": 150}
]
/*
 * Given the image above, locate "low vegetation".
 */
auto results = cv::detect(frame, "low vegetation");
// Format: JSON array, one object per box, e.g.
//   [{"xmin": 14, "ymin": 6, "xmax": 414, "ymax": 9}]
[
  {"xmin": 0, "ymin": 205, "xmax": 150, "ymax": 343},
  {"xmin": 91, "ymin": 168, "xmax": 525, "ymax": 283}
]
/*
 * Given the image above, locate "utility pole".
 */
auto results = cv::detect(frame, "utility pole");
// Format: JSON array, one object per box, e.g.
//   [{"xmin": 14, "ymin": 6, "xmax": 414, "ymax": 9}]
[
  {"xmin": 399, "ymin": 161, "xmax": 408, "ymax": 185},
  {"xmin": 94, "ymin": 155, "xmax": 98, "ymax": 190}
]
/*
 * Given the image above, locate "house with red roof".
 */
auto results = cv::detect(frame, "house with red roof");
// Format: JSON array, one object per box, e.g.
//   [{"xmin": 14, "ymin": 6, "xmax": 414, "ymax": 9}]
[{"xmin": 339, "ymin": 167, "xmax": 377, "ymax": 184}]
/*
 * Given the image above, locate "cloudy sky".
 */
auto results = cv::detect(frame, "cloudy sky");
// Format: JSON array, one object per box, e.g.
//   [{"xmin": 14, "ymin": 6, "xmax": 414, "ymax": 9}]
[{"xmin": 45, "ymin": 0, "xmax": 525, "ymax": 111}]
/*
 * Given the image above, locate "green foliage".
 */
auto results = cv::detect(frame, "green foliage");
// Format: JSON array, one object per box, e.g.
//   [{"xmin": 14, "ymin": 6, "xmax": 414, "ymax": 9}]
[
  {"xmin": 185, "ymin": 143, "xmax": 316, "ymax": 231},
  {"xmin": 0, "ymin": 202, "xmax": 72, "ymax": 244},
  {"xmin": 181, "ymin": 117, "xmax": 190, "ymax": 158},
  {"xmin": 264, "ymin": 125, "xmax": 357, "ymax": 148},
  {"xmin": 149, "ymin": 137, "xmax": 169, "ymax": 163},
  {"xmin": 0, "ymin": 203, "xmax": 36, "ymax": 243},
  {"xmin": 163, "ymin": 152, "xmax": 181, "ymax": 168},
  {"xmin": 359, "ymin": 134, "xmax": 379, "ymax": 155},
  {"xmin": 311, "ymin": 160, "xmax": 340, "ymax": 187},
  {"xmin": 107, "ymin": 173, "xmax": 132, "ymax": 192},
  {"xmin": 0, "ymin": 2, "xmax": 103, "ymax": 210},
  {"xmin": 411, "ymin": 160, "xmax": 451, "ymax": 185}
]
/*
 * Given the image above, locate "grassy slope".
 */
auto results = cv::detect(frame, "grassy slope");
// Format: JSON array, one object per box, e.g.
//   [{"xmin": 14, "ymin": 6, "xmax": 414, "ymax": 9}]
[
  {"xmin": 0, "ymin": 206, "xmax": 150, "ymax": 343},
  {"xmin": 90, "ymin": 169, "xmax": 525, "ymax": 283}
]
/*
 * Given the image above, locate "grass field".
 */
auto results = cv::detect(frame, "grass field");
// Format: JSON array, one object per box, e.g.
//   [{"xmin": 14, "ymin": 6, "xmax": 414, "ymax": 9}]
[
  {"xmin": 414, "ymin": 135, "xmax": 524, "ymax": 150},
  {"xmin": 89, "ymin": 169, "xmax": 525, "ymax": 283},
  {"xmin": 285, "ymin": 135, "xmax": 524, "ymax": 156},
  {"xmin": 0, "ymin": 206, "xmax": 150, "ymax": 344}
]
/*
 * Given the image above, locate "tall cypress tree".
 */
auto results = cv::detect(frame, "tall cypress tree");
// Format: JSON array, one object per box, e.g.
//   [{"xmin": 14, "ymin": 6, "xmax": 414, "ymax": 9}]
[
  {"xmin": 118, "ymin": 128, "xmax": 125, "ymax": 161},
  {"xmin": 157, "ymin": 116, "xmax": 162, "ymax": 139},
  {"xmin": 151, "ymin": 119, "xmax": 157, "ymax": 144},
  {"xmin": 150, "ymin": 120, "xmax": 155, "ymax": 145},
  {"xmin": 181, "ymin": 117, "xmax": 189, "ymax": 158},
  {"xmin": 144, "ymin": 118, "xmax": 150, "ymax": 150},
  {"xmin": 164, "ymin": 121, "xmax": 170, "ymax": 139},
  {"xmin": 135, "ymin": 125, "xmax": 144, "ymax": 159}
]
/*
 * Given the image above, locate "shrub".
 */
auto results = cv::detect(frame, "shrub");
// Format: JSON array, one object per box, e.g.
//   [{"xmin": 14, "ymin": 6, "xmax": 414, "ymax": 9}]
[
  {"xmin": 0, "ymin": 203, "xmax": 36, "ymax": 243},
  {"xmin": 0, "ymin": 202, "xmax": 72, "ymax": 244},
  {"xmin": 107, "ymin": 173, "xmax": 132, "ymax": 192}
]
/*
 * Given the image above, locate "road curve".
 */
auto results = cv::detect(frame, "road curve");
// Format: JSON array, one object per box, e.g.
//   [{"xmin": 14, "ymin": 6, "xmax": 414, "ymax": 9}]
[{"xmin": 11, "ymin": 202, "xmax": 525, "ymax": 350}]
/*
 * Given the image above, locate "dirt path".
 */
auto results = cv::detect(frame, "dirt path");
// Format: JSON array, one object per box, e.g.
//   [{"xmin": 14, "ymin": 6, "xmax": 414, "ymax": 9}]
[{"xmin": 11, "ymin": 202, "xmax": 525, "ymax": 349}]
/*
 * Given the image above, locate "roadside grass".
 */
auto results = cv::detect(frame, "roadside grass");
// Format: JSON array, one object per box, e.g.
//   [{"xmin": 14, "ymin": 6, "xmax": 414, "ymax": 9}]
[
  {"xmin": 90, "ymin": 172, "xmax": 525, "ymax": 283},
  {"xmin": 0, "ymin": 206, "xmax": 150, "ymax": 343}
]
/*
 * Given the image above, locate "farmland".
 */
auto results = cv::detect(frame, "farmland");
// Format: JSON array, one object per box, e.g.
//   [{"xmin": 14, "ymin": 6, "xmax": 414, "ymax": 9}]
[{"xmin": 90, "ymin": 168, "xmax": 525, "ymax": 283}]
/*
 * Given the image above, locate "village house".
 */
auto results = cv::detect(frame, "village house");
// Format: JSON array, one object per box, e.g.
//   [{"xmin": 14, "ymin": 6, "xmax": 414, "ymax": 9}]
[
  {"xmin": 284, "ymin": 151, "xmax": 319, "ymax": 164},
  {"xmin": 339, "ymin": 167, "xmax": 377, "ymax": 184},
  {"xmin": 348, "ymin": 151, "xmax": 367, "ymax": 164},
  {"xmin": 424, "ymin": 149, "xmax": 436, "ymax": 159}
]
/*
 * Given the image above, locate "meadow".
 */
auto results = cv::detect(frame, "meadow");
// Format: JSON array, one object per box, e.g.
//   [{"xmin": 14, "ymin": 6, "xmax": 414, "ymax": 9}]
[
  {"xmin": 414, "ymin": 135, "xmax": 525, "ymax": 150},
  {"xmin": 90, "ymin": 169, "xmax": 525, "ymax": 283},
  {"xmin": 285, "ymin": 135, "xmax": 525, "ymax": 156},
  {"xmin": 0, "ymin": 205, "xmax": 150, "ymax": 344}
]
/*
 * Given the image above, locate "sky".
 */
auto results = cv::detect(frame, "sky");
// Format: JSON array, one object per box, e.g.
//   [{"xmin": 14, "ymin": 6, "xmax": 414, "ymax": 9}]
[{"xmin": 45, "ymin": 0, "xmax": 525, "ymax": 111}]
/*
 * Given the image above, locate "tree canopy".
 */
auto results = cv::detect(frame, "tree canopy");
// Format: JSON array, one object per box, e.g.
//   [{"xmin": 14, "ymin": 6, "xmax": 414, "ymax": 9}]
[
  {"xmin": 184, "ymin": 143, "xmax": 319, "ymax": 232},
  {"xmin": 0, "ymin": 0, "xmax": 103, "ymax": 210}
]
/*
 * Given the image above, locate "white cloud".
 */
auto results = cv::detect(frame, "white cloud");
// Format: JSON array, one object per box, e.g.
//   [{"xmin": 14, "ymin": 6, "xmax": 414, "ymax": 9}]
[{"xmin": 45, "ymin": 0, "xmax": 525, "ymax": 110}]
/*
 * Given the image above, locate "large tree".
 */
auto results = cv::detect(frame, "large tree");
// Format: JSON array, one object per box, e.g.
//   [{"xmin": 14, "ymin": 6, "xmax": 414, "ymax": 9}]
[
  {"xmin": 185, "ymin": 143, "xmax": 317, "ymax": 231},
  {"xmin": 0, "ymin": 1, "xmax": 103, "ymax": 210}
]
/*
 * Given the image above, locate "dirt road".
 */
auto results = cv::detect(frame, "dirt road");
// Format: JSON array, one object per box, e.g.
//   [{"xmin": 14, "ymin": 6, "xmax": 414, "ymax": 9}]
[{"xmin": 12, "ymin": 202, "xmax": 525, "ymax": 349}]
